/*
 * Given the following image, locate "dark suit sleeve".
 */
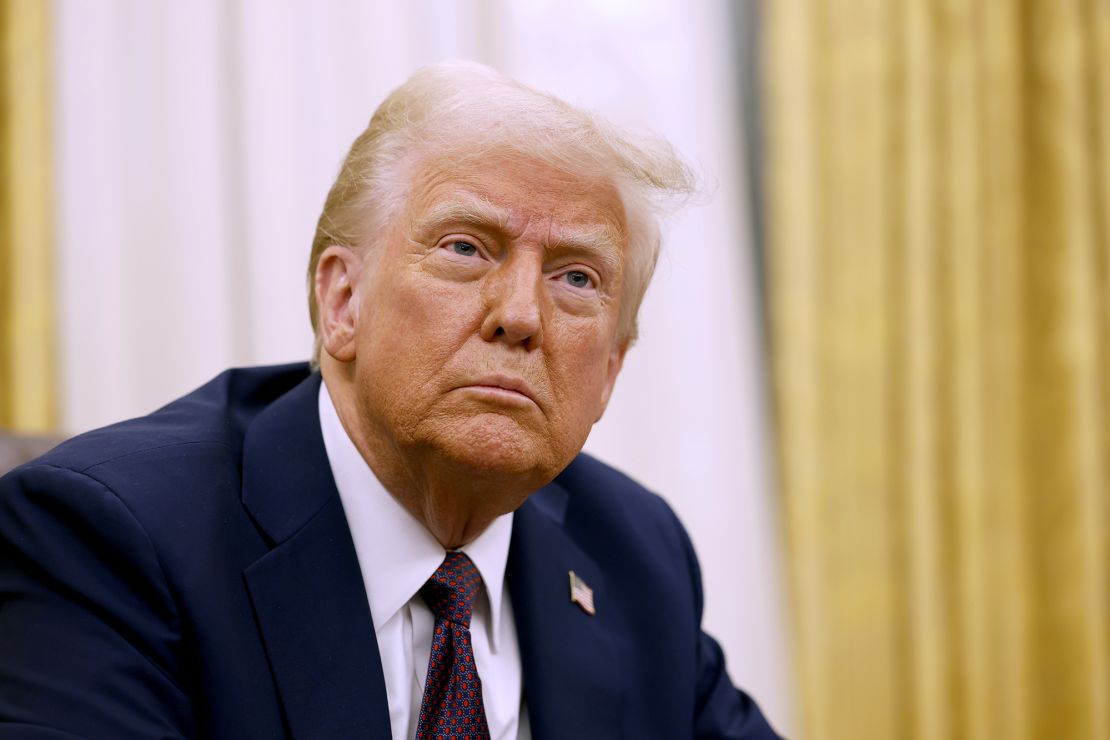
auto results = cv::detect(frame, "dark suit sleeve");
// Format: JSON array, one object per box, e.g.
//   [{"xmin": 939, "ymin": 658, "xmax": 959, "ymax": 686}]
[
  {"xmin": 659, "ymin": 500, "xmax": 783, "ymax": 740},
  {"xmin": 0, "ymin": 463, "xmax": 194, "ymax": 739}
]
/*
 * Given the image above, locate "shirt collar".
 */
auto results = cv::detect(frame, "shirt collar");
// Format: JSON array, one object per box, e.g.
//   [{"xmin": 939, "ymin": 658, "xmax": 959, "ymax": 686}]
[{"xmin": 317, "ymin": 380, "xmax": 513, "ymax": 649}]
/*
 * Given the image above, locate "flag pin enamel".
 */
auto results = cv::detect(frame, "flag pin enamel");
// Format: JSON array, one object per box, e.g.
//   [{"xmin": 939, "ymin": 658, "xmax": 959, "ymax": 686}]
[{"xmin": 569, "ymin": 570, "xmax": 595, "ymax": 616}]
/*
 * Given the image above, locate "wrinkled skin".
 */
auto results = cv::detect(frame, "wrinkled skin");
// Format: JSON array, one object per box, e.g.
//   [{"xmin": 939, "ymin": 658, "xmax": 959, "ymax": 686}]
[{"xmin": 316, "ymin": 150, "xmax": 629, "ymax": 548}]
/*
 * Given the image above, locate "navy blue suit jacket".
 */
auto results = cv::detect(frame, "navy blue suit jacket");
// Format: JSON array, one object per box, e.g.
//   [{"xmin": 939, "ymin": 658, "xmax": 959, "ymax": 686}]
[{"xmin": 0, "ymin": 365, "xmax": 780, "ymax": 739}]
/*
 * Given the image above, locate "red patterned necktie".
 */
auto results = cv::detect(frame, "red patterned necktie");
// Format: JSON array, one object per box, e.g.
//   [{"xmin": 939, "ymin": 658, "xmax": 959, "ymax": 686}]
[{"xmin": 415, "ymin": 551, "xmax": 491, "ymax": 740}]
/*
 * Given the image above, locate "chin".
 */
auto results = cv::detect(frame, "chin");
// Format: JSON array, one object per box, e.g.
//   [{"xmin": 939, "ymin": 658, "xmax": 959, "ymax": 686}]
[{"xmin": 431, "ymin": 413, "xmax": 567, "ymax": 484}]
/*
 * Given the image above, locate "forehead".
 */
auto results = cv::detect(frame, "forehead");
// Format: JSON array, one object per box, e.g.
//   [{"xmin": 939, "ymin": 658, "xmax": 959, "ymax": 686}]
[{"xmin": 401, "ymin": 148, "xmax": 629, "ymax": 245}]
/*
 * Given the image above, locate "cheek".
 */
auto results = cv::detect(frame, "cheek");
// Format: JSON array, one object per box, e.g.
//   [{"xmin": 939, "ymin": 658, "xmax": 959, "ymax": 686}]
[
  {"xmin": 353, "ymin": 277, "xmax": 478, "ymax": 414},
  {"xmin": 364, "ymin": 276, "xmax": 478, "ymax": 357},
  {"xmin": 549, "ymin": 328, "xmax": 616, "ymax": 420}
]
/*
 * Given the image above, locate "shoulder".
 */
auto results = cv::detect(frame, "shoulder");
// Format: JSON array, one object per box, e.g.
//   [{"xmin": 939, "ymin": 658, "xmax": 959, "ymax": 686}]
[
  {"xmin": 34, "ymin": 363, "xmax": 310, "ymax": 474},
  {"xmin": 555, "ymin": 452, "xmax": 690, "ymax": 545},
  {"xmin": 16, "ymin": 363, "xmax": 309, "ymax": 484},
  {"xmin": 1, "ymin": 363, "xmax": 312, "ymax": 535},
  {"xmin": 551, "ymin": 452, "xmax": 700, "ymax": 593}
]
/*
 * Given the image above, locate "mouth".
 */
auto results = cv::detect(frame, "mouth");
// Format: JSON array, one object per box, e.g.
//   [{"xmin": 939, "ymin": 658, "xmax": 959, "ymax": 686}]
[{"xmin": 459, "ymin": 374, "xmax": 538, "ymax": 405}]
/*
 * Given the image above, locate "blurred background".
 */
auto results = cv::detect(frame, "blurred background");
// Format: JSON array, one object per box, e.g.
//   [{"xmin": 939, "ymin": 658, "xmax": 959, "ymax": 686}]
[{"xmin": 2, "ymin": 1, "xmax": 1108, "ymax": 738}]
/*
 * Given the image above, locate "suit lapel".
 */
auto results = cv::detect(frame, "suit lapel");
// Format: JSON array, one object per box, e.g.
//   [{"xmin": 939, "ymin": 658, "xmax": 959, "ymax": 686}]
[
  {"xmin": 509, "ymin": 484, "xmax": 624, "ymax": 740},
  {"xmin": 240, "ymin": 375, "xmax": 392, "ymax": 740}
]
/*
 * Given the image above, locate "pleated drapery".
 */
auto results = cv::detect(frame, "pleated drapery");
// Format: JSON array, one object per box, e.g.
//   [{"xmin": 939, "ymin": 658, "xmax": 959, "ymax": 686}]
[
  {"xmin": 765, "ymin": 1, "xmax": 1110, "ymax": 738},
  {"xmin": 0, "ymin": 0, "xmax": 54, "ymax": 433}
]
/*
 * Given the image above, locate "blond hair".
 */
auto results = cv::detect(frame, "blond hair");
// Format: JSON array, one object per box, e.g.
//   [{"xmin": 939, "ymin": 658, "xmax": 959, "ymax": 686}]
[{"xmin": 307, "ymin": 60, "xmax": 694, "ymax": 363}]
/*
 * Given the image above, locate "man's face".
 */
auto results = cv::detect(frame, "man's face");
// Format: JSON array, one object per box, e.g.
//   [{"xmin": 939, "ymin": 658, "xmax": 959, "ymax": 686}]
[{"xmin": 342, "ymin": 149, "xmax": 628, "ymax": 489}]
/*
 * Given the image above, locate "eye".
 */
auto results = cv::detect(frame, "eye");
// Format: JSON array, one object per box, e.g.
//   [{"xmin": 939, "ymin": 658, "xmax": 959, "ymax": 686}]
[
  {"xmin": 564, "ymin": 270, "xmax": 592, "ymax": 289},
  {"xmin": 450, "ymin": 240, "xmax": 479, "ymax": 257}
]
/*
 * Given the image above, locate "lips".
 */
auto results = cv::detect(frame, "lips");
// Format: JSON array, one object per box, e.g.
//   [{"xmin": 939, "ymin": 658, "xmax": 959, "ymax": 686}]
[{"xmin": 462, "ymin": 374, "xmax": 538, "ymax": 404}]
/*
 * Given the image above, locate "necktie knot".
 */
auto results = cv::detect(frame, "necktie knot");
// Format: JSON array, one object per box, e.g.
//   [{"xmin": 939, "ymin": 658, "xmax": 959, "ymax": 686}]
[{"xmin": 421, "ymin": 551, "xmax": 482, "ymax": 628}]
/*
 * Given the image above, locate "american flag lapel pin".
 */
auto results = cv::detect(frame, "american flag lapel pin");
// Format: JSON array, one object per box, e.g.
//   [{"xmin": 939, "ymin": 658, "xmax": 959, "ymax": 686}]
[{"xmin": 568, "ymin": 570, "xmax": 595, "ymax": 616}]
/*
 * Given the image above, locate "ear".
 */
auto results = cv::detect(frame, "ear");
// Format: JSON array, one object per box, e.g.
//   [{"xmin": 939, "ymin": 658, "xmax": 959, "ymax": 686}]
[
  {"xmin": 594, "ymin": 341, "xmax": 628, "ymax": 422},
  {"xmin": 315, "ymin": 246, "xmax": 362, "ymax": 363}
]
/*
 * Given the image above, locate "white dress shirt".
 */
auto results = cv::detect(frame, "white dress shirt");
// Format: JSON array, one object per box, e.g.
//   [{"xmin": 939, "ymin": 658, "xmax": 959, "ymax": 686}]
[{"xmin": 318, "ymin": 383, "xmax": 530, "ymax": 740}]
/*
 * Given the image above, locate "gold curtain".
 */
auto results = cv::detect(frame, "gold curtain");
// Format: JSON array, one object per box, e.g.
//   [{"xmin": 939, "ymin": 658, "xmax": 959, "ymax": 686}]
[
  {"xmin": 765, "ymin": 1, "xmax": 1110, "ymax": 739},
  {"xmin": 0, "ymin": 0, "xmax": 55, "ymax": 433}
]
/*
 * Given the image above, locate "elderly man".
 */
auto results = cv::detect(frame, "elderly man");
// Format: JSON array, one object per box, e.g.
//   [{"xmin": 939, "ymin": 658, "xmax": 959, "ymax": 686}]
[{"xmin": 0, "ymin": 63, "xmax": 780, "ymax": 739}]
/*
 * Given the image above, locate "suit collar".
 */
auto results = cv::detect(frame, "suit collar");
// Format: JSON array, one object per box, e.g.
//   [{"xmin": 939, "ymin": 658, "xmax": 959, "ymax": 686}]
[
  {"xmin": 241, "ymin": 373, "xmax": 336, "ymax": 545},
  {"xmin": 509, "ymin": 482, "xmax": 624, "ymax": 740},
  {"xmin": 240, "ymin": 372, "xmax": 392, "ymax": 739}
]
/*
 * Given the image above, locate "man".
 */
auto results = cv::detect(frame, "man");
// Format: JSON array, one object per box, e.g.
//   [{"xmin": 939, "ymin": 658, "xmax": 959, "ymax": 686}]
[{"xmin": 0, "ymin": 62, "xmax": 780, "ymax": 739}]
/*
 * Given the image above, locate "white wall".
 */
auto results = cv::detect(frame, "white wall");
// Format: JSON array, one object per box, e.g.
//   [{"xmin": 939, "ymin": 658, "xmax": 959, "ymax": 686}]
[{"xmin": 54, "ymin": 0, "xmax": 794, "ymax": 732}]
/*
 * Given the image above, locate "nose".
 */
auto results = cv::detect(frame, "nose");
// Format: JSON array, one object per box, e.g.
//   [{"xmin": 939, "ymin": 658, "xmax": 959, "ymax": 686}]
[{"xmin": 479, "ymin": 256, "xmax": 544, "ymax": 350}]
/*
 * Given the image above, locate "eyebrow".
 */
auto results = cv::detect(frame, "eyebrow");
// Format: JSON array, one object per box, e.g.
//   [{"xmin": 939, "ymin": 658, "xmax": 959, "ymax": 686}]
[
  {"xmin": 414, "ymin": 197, "xmax": 625, "ymax": 272},
  {"xmin": 415, "ymin": 198, "xmax": 515, "ymax": 236}
]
